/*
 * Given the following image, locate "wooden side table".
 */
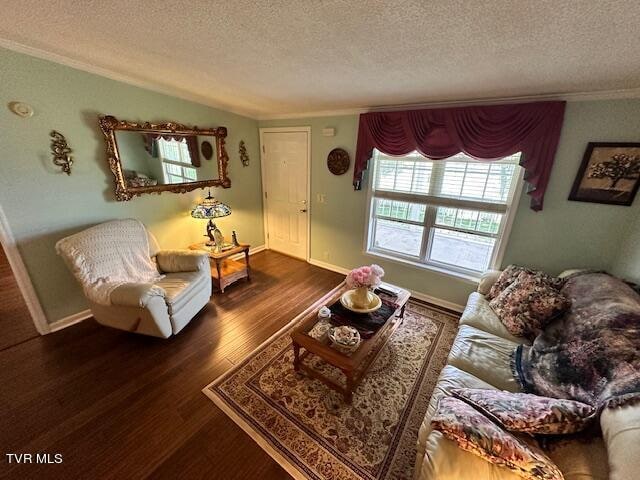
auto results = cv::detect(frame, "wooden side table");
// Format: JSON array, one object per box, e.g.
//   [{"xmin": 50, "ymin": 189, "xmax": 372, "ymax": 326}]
[{"xmin": 189, "ymin": 242, "xmax": 251, "ymax": 293}]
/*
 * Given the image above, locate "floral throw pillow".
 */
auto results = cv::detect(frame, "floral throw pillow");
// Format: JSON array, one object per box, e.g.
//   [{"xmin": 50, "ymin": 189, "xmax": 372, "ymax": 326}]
[
  {"xmin": 486, "ymin": 265, "xmax": 527, "ymax": 300},
  {"xmin": 431, "ymin": 397, "xmax": 563, "ymax": 480},
  {"xmin": 489, "ymin": 271, "xmax": 570, "ymax": 338},
  {"xmin": 451, "ymin": 388, "xmax": 596, "ymax": 435},
  {"xmin": 486, "ymin": 265, "xmax": 564, "ymax": 301}
]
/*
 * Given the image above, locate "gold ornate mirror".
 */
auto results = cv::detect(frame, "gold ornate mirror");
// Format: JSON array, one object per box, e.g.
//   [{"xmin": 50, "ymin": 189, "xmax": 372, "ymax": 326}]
[{"xmin": 99, "ymin": 115, "xmax": 231, "ymax": 201}]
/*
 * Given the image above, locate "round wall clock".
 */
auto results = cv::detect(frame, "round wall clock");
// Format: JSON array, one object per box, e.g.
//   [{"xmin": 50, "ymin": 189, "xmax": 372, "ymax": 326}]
[
  {"xmin": 201, "ymin": 141, "xmax": 213, "ymax": 160},
  {"xmin": 327, "ymin": 148, "xmax": 350, "ymax": 175}
]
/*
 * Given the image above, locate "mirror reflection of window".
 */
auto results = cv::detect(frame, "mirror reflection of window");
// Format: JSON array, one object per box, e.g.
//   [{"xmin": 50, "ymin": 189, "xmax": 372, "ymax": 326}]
[{"xmin": 157, "ymin": 138, "xmax": 198, "ymax": 184}]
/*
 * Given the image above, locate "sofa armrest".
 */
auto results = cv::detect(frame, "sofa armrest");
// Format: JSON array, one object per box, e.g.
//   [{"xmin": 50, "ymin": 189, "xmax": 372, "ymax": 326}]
[
  {"xmin": 601, "ymin": 404, "xmax": 640, "ymax": 480},
  {"xmin": 110, "ymin": 282, "xmax": 166, "ymax": 308},
  {"xmin": 477, "ymin": 269, "xmax": 502, "ymax": 295},
  {"xmin": 558, "ymin": 269, "xmax": 587, "ymax": 279},
  {"xmin": 156, "ymin": 250, "xmax": 209, "ymax": 273}
]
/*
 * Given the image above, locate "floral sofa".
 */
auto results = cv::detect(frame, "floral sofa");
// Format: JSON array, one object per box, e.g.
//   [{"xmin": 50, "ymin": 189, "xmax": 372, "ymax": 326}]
[{"xmin": 414, "ymin": 270, "xmax": 640, "ymax": 480}]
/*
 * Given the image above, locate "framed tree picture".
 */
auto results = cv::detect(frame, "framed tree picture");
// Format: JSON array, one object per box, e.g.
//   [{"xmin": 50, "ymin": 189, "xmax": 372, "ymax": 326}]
[{"xmin": 569, "ymin": 142, "xmax": 640, "ymax": 206}]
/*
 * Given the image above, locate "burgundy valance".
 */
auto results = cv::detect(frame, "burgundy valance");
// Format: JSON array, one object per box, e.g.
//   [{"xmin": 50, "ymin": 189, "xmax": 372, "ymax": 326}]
[{"xmin": 354, "ymin": 101, "xmax": 566, "ymax": 210}]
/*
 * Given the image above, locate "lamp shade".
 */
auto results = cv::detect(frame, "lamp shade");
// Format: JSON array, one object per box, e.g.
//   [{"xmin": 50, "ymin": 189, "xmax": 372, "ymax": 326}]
[{"xmin": 190, "ymin": 191, "xmax": 231, "ymax": 219}]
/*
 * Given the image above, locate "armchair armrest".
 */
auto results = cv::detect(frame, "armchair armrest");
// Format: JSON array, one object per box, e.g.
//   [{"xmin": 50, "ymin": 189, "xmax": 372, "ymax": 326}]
[
  {"xmin": 477, "ymin": 269, "xmax": 502, "ymax": 295},
  {"xmin": 156, "ymin": 250, "xmax": 209, "ymax": 273},
  {"xmin": 110, "ymin": 282, "xmax": 166, "ymax": 308}
]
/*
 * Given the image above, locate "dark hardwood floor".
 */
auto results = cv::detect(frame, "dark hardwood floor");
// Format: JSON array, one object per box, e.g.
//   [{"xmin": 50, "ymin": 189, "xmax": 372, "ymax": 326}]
[
  {"xmin": 0, "ymin": 251, "xmax": 343, "ymax": 479},
  {"xmin": 0, "ymin": 243, "xmax": 39, "ymax": 351}
]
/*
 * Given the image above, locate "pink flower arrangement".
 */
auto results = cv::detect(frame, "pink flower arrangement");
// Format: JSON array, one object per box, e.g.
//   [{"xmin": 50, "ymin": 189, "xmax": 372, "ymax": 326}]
[{"xmin": 346, "ymin": 264, "xmax": 385, "ymax": 289}]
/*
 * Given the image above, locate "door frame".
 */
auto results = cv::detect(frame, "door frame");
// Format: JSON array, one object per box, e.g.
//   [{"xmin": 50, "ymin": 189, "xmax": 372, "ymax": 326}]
[
  {"xmin": 0, "ymin": 202, "xmax": 50, "ymax": 334},
  {"xmin": 259, "ymin": 127, "xmax": 312, "ymax": 262}
]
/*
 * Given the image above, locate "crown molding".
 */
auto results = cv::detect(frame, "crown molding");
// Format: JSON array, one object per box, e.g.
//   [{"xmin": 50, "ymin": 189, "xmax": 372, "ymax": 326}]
[
  {"xmin": 3, "ymin": 36, "xmax": 640, "ymax": 123},
  {"xmin": 0, "ymin": 37, "xmax": 259, "ymax": 119},
  {"xmin": 257, "ymin": 87, "xmax": 640, "ymax": 120}
]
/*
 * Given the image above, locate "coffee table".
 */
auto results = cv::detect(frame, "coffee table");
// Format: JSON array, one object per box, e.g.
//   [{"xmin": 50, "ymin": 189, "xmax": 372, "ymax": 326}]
[{"xmin": 290, "ymin": 282, "xmax": 410, "ymax": 403}]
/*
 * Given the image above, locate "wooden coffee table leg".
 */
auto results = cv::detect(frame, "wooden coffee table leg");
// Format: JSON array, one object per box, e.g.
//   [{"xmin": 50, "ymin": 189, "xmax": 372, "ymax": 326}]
[
  {"xmin": 344, "ymin": 371, "xmax": 354, "ymax": 404},
  {"xmin": 293, "ymin": 344, "xmax": 301, "ymax": 372}
]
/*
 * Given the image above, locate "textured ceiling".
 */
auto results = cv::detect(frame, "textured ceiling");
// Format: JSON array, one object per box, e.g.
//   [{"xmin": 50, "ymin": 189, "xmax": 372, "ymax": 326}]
[{"xmin": 2, "ymin": 1, "xmax": 640, "ymax": 118}]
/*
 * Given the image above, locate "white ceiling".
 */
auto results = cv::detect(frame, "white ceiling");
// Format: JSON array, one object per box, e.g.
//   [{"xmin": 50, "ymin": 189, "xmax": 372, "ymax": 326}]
[{"xmin": 2, "ymin": 0, "xmax": 640, "ymax": 119}]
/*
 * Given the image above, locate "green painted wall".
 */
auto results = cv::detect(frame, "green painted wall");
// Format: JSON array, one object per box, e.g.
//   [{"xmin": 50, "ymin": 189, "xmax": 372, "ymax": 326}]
[
  {"xmin": 2, "ymin": 45, "xmax": 638, "ymax": 322},
  {"xmin": 503, "ymin": 100, "xmax": 640, "ymax": 273},
  {"xmin": 0, "ymin": 48, "xmax": 264, "ymax": 323},
  {"xmin": 260, "ymin": 99, "xmax": 640, "ymax": 306},
  {"xmin": 612, "ymin": 212, "xmax": 640, "ymax": 283}
]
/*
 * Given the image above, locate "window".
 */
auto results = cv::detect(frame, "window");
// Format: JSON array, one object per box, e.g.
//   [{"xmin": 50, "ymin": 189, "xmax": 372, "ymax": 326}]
[
  {"xmin": 157, "ymin": 138, "xmax": 197, "ymax": 184},
  {"xmin": 366, "ymin": 151, "xmax": 522, "ymax": 278}
]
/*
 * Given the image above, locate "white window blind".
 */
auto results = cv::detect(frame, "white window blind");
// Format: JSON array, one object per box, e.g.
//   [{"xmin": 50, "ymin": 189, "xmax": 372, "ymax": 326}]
[
  {"xmin": 367, "ymin": 151, "xmax": 521, "ymax": 276},
  {"xmin": 157, "ymin": 138, "xmax": 197, "ymax": 184}
]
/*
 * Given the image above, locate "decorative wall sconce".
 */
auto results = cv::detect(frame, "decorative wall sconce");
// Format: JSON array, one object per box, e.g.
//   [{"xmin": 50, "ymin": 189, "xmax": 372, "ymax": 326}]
[
  {"xmin": 50, "ymin": 130, "xmax": 73, "ymax": 175},
  {"xmin": 239, "ymin": 140, "xmax": 250, "ymax": 167},
  {"xmin": 8, "ymin": 101, "xmax": 34, "ymax": 118}
]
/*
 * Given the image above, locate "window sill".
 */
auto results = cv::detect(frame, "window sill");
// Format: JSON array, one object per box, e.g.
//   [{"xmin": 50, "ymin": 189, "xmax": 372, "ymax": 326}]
[{"xmin": 364, "ymin": 249, "xmax": 481, "ymax": 284}]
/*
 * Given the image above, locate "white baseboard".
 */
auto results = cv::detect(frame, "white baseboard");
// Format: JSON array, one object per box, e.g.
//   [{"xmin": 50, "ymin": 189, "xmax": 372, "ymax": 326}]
[
  {"xmin": 308, "ymin": 258, "xmax": 350, "ymax": 275},
  {"xmin": 47, "ymin": 244, "xmax": 268, "ymax": 333},
  {"xmin": 308, "ymin": 257, "xmax": 465, "ymax": 313},
  {"xmin": 230, "ymin": 244, "xmax": 266, "ymax": 261},
  {"xmin": 407, "ymin": 290, "xmax": 464, "ymax": 313},
  {"xmin": 49, "ymin": 309, "xmax": 92, "ymax": 332}
]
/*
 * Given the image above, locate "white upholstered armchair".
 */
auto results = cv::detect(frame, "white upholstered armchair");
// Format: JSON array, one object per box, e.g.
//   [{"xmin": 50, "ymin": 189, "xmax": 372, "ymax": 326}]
[{"xmin": 56, "ymin": 219, "xmax": 212, "ymax": 338}]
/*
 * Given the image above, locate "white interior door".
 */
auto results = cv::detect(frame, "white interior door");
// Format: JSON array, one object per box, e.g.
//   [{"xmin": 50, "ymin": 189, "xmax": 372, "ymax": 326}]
[{"xmin": 260, "ymin": 128, "xmax": 309, "ymax": 260}]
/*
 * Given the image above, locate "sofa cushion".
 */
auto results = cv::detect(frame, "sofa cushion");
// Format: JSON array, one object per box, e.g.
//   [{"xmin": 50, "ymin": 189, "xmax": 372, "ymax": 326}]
[
  {"xmin": 487, "ymin": 265, "xmax": 527, "ymax": 300},
  {"xmin": 452, "ymin": 388, "xmax": 596, "ymax": 435},
  {"xmin": 477, "ymin": 270, "xmax": 501, "ymax": 296},
  {"xmin": 89, "ymin": 295, "xmax": 173, "ymax": 338},
  {"xmin": 418, "ymin": 430, "xmax": 607, "ymax": 480},
  {"xmin": 155, "ymin": 271, "xmax": 210, "ymax": 315},
  {"xmin": 156, "ymin": 250, "xmax": 209, "ymax": 273},
  {"xmin": 447, "ymin": 325, "xmax": 520, "ymax": 392},
  {"xmin": 431, "ymin": 397, "xmax": 563, "ymax": 480},
  {"xmin": 418, "ymin": 431, "xmax": 528, "ymax": 480},
  {"xmin": 168, "ymin": 279, "xmax": 212, "ymax": 334},
  {"xmin": 487, "ymin": 265, "xmax": 564, "ymax": 301},
  {"xmin": 459, "ymin": 293, "xmax": 530, "ymax": 344},
  {"xmin": 545, "ymin": 437, "xmax": 609, "ymax": 480},
  {"xmin": 489, "ymin": 271, "xmax": 570, "ymax": 339},
  {"xmin": 417, "ymin": 365, "xmax": 499, "ymax": 465},
  {"xmin": 600, "ymin": 404, "xmax": 640, "ymax": 480}
]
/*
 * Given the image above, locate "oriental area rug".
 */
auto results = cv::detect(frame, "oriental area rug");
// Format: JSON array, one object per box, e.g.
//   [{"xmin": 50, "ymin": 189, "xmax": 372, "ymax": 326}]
[{"xmin": 203, "ymin": 293, "xmax": 459, "ymax": 480}]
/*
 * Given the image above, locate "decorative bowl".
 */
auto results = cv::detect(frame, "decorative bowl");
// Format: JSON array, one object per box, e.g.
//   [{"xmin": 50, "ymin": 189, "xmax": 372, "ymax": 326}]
[
  {"xmin": 340, "ymin": 290, "xmax": 382, "ymax": 313},
  {"xmin": 328, "ymin": 326, "xmax": 361, "ymax": 348}
]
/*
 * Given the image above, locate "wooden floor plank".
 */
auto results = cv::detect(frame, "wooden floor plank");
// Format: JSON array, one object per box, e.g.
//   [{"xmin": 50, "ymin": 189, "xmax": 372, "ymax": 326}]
[{"xmin": 0, "ymin": 251, "xmax": 342, "ymax": 479}]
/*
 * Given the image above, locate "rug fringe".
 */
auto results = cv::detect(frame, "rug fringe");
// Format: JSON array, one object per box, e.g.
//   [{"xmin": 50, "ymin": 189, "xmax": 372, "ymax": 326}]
[{"xmin": 201, "ymin": 385, "xmax": 310, "ymax": 480}]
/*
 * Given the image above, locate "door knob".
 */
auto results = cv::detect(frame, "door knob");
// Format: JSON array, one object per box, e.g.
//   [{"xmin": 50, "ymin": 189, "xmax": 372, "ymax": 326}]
[{"xmin": 300, "ymin": 209, "xmax": 308, "ymax": 213}]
